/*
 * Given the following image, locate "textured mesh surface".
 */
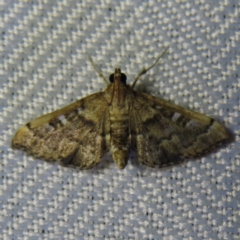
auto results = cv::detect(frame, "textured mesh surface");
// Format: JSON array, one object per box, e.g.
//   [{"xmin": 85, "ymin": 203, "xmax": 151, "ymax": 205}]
[{"xmin": 1, "ymin": 0, "xmax": 240, "ymax": 239}]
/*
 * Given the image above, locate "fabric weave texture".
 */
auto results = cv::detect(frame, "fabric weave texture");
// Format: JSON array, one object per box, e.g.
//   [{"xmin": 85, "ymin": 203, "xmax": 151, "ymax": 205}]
[{"xmin": 0, "ymin": 1, "xmax": 239, "ymax": 239}]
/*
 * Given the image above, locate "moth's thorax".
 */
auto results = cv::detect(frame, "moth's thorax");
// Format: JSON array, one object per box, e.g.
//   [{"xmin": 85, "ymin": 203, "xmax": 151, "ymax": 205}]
[{"xmin": 103, "ymin": 82, "xmax": 130, "ymax": 107}]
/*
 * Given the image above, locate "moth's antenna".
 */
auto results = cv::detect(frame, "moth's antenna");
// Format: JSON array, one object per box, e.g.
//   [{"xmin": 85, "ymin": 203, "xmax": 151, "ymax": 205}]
[
  {"xmin": 88, "ymin": 55, "xmax": 109, "ymax": 86},
  {"xmin": 131, "ymin": 47, "xmax": 169, "ymax": 89}
]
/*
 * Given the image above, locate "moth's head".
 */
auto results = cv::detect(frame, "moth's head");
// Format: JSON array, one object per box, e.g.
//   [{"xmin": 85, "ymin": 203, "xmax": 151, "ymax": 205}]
[{"xmin": 109, "ymin": 68, "xmax": 127, "ymax": 85}]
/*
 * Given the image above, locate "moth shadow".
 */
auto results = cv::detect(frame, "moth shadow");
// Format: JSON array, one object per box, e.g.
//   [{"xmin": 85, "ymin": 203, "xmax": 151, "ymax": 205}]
[
  {"xmin": 134, "ymin": 81, "xmax": 155, "ymax": 95},
  {"xmin": 129, "ymin": 150, "xmax": 142, "ymax": 168}
]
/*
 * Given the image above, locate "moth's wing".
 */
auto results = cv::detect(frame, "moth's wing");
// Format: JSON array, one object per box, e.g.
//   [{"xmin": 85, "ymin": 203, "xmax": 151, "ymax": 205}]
[
  {"xmin": 130, "ymin": 92, "xmax": 230, "ymax": 168},
  {"xmin": 12, "ymin": 92, "xmax": 110, "ymax": 169}
]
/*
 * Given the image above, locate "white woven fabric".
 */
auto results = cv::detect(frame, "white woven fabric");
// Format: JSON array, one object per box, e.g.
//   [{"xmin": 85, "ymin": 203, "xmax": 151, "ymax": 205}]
[{"xmin": 1, "ymin": 0, "xmax": 239, "ymax": 239}]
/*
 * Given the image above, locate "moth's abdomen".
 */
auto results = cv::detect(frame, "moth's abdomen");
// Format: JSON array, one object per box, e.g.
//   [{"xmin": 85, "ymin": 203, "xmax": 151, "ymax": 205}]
[{"xmin": 109, "ymin": 111, "xmax": 130, "ymax": 169}]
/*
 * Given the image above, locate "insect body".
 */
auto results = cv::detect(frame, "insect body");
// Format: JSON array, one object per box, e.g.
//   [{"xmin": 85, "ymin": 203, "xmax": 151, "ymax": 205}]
[{"xmin": 12, "ymin": 50, "xmax": 230, "ymax": 169}]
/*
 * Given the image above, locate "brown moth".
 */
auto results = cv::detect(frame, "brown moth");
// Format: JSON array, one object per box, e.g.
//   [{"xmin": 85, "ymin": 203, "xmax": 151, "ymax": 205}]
[{"xmin": 12, "ymin": 49, "xmax": 231, "ymax": 169}]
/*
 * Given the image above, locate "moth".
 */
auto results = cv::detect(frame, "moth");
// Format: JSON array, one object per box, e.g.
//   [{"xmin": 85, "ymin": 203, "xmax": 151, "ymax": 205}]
[{"xmin": 12, "ymin": 49, "xmax": 231, "ymax": 169}]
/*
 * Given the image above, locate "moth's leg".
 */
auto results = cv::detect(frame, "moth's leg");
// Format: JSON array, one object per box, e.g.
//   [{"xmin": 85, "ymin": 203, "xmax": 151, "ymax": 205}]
[
  {"xmin": 131, "ymin": 47, "xmax": 169, "ymax": 88},
  {"xmin": 88, "ymin": 55, "xmax": 109, "ymax": 85}
]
